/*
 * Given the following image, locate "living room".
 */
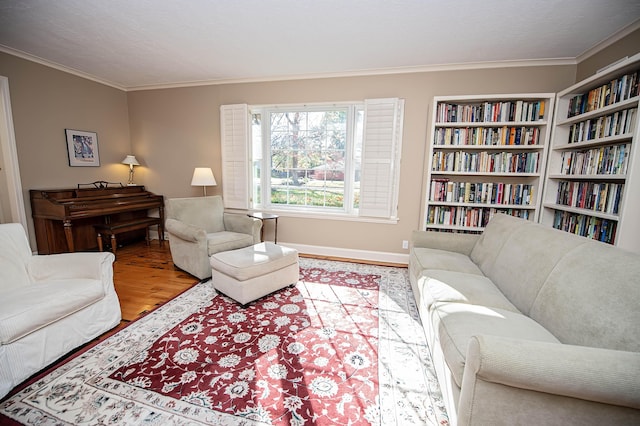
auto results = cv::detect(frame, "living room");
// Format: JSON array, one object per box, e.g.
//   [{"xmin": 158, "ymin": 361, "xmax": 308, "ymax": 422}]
[
  {"xmin": 1, "ymin": 2, "xmax": 640, "ymax": 425},
  {"xmin": 0, "ymin": 5, "xmax": 638, "ymax": 263}
]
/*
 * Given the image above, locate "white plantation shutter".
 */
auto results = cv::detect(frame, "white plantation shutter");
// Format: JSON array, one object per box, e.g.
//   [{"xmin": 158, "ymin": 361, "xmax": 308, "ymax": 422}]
[
  {"xmin": 220, "ymin": 104, "xmax": 250, "ymax": 209},
  {"xmin": 359, "ymin": 98, "xmax": 404, "ymax": 219}
]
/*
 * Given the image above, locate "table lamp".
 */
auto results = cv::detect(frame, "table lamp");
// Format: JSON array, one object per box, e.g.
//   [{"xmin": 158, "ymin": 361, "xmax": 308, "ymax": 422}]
[{"xmin": 121, "ymin": 155, "xmax": 140, "ymax": 186}]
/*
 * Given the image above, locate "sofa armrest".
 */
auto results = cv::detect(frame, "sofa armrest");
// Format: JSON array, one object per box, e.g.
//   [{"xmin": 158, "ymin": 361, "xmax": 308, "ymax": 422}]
[
  {"xmin": 411, "ymin": 230, "xmax": 479, "ymax": 256},
  {"xmin": 27, "ymin": 251, "xmax": 114, "ymax": 282},
  {"xmin": 461, "ymin": 335, "xmax": 640, "ymax": 411},
  {"xmin": 165, "ymin": 218, "xmax": 207, "ymax": 242},
  {"xmin": 223, "ymin": 213, "xmax": 262, "ymax": 243}
]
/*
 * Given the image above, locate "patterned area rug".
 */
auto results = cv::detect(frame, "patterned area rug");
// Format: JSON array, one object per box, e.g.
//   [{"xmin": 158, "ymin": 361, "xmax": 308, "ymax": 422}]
[{"xmin": 0, "ymin": 259, "xmax": 448, "ymax": 425}]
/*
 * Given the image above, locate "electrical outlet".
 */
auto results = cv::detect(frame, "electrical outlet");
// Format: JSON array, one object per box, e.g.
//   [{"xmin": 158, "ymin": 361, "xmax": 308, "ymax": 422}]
[{"xmin": 402, "ymin": 240, "xmax": 409, "ymax": 249}]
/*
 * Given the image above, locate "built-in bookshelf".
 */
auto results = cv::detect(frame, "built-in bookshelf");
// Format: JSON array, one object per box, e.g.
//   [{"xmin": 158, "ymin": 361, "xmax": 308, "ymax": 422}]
[
  {"xmin": 541, "ymin": 53, "xmax": 640, "ymax": 251},
  {"xmin": 423, "ymin": 94, "xmax": 554, "ymax": 232}
]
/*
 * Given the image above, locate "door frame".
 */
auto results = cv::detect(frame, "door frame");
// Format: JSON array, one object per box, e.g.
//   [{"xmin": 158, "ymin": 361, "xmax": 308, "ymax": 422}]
[{"xmin": 0, "ymin": 75, "xmax": 28, "ymax": 232}]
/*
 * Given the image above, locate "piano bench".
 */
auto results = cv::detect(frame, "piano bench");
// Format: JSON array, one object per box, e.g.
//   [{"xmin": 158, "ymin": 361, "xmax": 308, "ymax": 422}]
[{"xmin": 95, "ymin": 217, "xmax": 164, "ymax": 256}]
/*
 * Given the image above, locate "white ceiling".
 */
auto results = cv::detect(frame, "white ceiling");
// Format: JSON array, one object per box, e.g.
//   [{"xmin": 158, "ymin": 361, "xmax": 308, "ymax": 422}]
[{"xmin": 1, "ymin": 0, "xmax": 640, "ymax": 91}]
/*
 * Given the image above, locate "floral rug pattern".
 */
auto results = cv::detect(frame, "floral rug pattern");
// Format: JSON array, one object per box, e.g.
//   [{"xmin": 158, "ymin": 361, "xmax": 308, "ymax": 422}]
[{"xmin": 0, "ymin": 259, "xmax": 448, "ymax": 425}]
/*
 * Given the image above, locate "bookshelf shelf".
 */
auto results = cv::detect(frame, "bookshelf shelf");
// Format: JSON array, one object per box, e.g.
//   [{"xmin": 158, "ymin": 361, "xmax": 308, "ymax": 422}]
[
  {"xmin": 541, "ymin": 53, "xmax": 640, "ymax": 249},
  {"xmin": 542, "ymin": 203, "xmax": 619, "ymax": 221},
  {"xmin": 423, "ymin": 94, "xmax": 554, "ymax": 232}
]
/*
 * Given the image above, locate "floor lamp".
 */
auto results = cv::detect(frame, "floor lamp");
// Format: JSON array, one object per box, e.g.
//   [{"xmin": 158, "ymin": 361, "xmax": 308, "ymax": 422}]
[{"xmin": 191, "ymin": 167, "xmax": 217, "ymax": 196}]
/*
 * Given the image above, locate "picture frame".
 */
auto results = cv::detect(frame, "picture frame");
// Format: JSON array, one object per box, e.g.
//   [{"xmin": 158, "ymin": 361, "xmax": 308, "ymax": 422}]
[{"xmin": 65, "ymin": 129, "xmax": 100, "ymax": 167}]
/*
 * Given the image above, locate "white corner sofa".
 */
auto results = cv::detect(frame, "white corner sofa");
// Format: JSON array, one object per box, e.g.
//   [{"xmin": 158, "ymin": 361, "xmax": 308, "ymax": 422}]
[
  {"xmin": 0, "ymin": 223, "xmax": 121, "ymax": 399},
  {"xmin": 409, "ymin": 213, "xmax": 640, "ymax": 425}
]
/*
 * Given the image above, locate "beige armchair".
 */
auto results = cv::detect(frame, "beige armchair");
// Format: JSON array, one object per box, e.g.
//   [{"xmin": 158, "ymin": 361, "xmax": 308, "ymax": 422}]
[{"xmin": 165, "ymin": 196, "xmax": 262, "ymax": 279}]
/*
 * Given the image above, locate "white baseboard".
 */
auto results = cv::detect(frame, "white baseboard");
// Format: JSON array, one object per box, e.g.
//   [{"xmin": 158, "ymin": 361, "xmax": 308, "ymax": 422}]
[
  {"xmin": 278, "ymin": 241, "xmax": 409, "ymax": 266},
  {"xmin": 155, "ymin": 232, "xmax": 409, "ymax": 265}
]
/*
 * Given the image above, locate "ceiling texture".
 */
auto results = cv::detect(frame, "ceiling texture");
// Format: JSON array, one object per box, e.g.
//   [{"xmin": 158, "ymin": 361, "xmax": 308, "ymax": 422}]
[{"xmin": 1, "ymin": 0, "xmax": 640, "ymax": 91}]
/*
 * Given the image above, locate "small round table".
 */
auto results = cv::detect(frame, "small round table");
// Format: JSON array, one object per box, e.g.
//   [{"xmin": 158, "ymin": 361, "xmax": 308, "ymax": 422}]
[{"xmin": 247, "ymin": 212, "xmax": 279, "ymax": 243}]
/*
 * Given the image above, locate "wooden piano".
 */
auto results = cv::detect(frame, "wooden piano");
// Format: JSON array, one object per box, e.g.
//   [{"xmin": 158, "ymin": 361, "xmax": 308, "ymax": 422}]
[{"xmin": 30, "ymin": 184, "xmax": 164, "ymax": 254}]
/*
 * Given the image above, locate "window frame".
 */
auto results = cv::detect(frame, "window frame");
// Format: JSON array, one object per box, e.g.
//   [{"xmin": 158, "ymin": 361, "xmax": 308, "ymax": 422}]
[{"xmin": 251, "ymin": 102, "xmax": 363, "ymax": 216}]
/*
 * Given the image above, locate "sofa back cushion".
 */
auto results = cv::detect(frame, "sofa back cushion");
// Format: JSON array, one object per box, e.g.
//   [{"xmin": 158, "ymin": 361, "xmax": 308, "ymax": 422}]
[
  {"xmin": 471, "ymin": 214, "xmax": 586, "ymax": 314},
  {"xmin": 470, "ymin": 213, "xmax": 524, "ymax": 274},
  {"xmin": 529, "ymin": 243, "xmax": 640, "ymax": 352},
  {"xmin": 0, "ymin": 223, "xmax": 32, "ymax": 290},
  {"xmin": 166, "ymin": 196, "xmax": 225, "ymax": 233}
]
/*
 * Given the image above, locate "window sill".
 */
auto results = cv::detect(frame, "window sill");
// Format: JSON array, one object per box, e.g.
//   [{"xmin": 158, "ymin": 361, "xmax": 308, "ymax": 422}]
[{"xmin": 230, "ymin": 208, "xmax": 399, "ymax": 224}]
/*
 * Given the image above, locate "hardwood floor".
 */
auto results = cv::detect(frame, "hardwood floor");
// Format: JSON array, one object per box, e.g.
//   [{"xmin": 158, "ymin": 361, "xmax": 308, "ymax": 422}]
[{"xmin": 111, "ymin": 239, "xmax": 198, "ymax": 326}]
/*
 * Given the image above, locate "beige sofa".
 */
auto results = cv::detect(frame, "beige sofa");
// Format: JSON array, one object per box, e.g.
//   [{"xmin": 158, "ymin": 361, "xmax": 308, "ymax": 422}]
[
  {"xmin": 0, "ymin": 223, "xmax": 121, "ymax": 399},
  {"xmin": 409, "ymin": 213, "xmax": 640, "ymax": 425}
]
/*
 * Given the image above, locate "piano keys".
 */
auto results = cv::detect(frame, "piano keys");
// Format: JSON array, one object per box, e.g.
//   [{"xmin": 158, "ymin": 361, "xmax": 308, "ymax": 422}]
[{"xmin": 30, "ymin": 185, "xmax": 164, "ymax": 254}]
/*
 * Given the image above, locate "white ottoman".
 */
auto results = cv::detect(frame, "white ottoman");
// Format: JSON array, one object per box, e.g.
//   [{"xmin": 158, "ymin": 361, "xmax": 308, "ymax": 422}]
[{"xmin": 209, "ymin": 242, "xmax": 299, "ymax": 305}]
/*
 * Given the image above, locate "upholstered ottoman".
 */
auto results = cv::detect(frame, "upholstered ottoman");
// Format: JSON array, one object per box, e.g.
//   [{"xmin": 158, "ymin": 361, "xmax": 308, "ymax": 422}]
[{"xmin": 209, "ymin": 242, "xmax": 299, "ymax": 305}]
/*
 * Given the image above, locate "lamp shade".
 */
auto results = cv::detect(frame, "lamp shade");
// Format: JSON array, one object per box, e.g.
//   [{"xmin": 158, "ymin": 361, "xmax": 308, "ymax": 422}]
[
  {"xmin": 191, "ymin": 167, "xmax": 217, "ymax": 186},
  {"xmin": 121, "ymin": 155, "xmax": 140, "ymax": 166}
]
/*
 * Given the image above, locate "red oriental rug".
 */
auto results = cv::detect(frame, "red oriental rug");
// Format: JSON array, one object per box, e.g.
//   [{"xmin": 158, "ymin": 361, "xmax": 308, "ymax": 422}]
[{"xmin": 0, "ymin": 259, "xmax": 448, "ymax": 425}]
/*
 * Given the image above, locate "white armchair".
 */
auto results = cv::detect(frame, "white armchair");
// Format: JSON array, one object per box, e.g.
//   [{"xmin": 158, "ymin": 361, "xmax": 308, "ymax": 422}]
[
  {"xmin": 165, "ymin": 196, "xmax": 262, "ymax": 280},
  {"xmin": 0, "ymin": 223, "xmax": 121, "ymax": 399}
]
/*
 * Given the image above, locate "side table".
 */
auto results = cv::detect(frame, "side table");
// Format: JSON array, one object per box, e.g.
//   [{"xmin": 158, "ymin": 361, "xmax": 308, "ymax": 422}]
[{"xmin": 247, "ymin": 212, "xmax": 279, "ymax": 243}]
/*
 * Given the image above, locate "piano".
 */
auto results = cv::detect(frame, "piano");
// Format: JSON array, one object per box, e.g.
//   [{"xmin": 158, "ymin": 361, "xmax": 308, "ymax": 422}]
[{"xmin": 30, "ymin": 184, "xmax": 164, "ymax": 254}]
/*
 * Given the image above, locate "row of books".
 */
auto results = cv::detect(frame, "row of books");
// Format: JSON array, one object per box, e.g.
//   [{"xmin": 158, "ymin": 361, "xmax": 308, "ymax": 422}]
[
  {"xmin": 430, "ymin": 179, "xmax": 535, "ymax": 206},
  {"xmin": 555, "ymin": 181, "xmax": 623, "ymax": 214},
  {"xmin": 432, "ymin": 151, "xmax": 540, "ymax": 174},
  {"xmin": 567, "ymin": 108, "xmax": 636, "ymax": 144},
  {"xmin": 559, "ymin": 143, "xmax": 629, "ymax": 176},
  {"xmin": 427, "ymin": 206, "xmax": 530, "ymax": 228},
  {"xmin": 434, "ymin": 126, "xmax": 541, "ymax": 146},
  {"xmin": 552, "ymin": 211, "xmax": 617, "ymax": 244},
  {"xmin": 567, "ymin": 70, "xmax": 639, "ymax": 117},
  {"xmin": 436, "ymin": 100, "xmax": 545, "ymax": 123}
]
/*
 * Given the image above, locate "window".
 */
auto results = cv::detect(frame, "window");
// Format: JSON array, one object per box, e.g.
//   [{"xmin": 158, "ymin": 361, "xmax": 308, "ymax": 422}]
[
  {"xmin": 251, "ymin": 105, "xmax": 363, "ymax": 214},
  {"xmin": 221, "ymin": 98, "xmax": 403, "ymax": 221}
]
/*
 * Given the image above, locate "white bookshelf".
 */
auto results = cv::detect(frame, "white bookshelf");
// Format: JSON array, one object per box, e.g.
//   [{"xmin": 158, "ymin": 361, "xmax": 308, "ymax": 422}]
[
  {"xmin": 541, "ymin": 53, "xmax": 640, "ymax": 251},
  {"xmin": 423, "ymin": 94, "xmax": 554, "ymax": 232}
]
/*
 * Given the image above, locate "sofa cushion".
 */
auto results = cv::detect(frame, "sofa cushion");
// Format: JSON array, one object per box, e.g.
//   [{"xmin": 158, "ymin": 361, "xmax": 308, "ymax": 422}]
[
  {"xmin": 530, "ymin": 242, "xmax": 640, "ymax": 352},
  {"xmin": 469, "ymin": 213, "xmax": 524, "ymax": 274},
  {"xmin": 207, "ymin": 231, "xmax": 256, "ymax": 255},
  {"xmin": 419, "ymin": 270, "xmax": 519, "ymax": 312},
  {"xmin": 412, "ymin": 247, "xmax": 483, "ymax": 275},
  {"xmin": 481, "ymin": 219, "xmax": 587, "ymax": 315},
  {"xmin": 0, "ymin": 279, "xmax": 106, "ymax": 344},
  {"xmin": 430, "ymin": 302, "xmax": 561, "ymax": 386}
]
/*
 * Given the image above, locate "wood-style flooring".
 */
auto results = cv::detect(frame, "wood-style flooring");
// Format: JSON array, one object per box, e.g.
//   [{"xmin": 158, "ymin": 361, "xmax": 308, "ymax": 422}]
[{"xmin": 111, "ymin": 239, "xmax": 198, "ymax": 325}]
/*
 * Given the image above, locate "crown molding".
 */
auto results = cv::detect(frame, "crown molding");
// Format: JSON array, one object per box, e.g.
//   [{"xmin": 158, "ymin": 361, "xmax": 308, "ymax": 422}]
[
  {"xmin": 576, "ymin": 19, "xmax": 640, "ymax": 63},
  {"xmin": 126, "ymin": 58, "xmax": 577, "ymax": 91},
  {"xmin": 0, "ymin": 45, "xmax": 127, "ymax": 91}
]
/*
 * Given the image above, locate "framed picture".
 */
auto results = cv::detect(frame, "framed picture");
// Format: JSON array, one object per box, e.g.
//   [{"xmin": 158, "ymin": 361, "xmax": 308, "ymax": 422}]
[{"xmin": 65, "ymin": 129, "xmax": 100, "ymax": 166}]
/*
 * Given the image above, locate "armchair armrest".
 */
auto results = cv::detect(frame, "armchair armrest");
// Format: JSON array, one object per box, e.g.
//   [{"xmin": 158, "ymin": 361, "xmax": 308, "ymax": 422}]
[
  {"xmin": 165, "ymin": 218, "xmax": 207, "ymax": 242},
  {"xmin": 27, "ymin": 252, "xmax": 114, "ymax": 282},
  {"xmin": 462, "ymin": 335, "xmax": 640, "ymax": 410},
  {"xmin": 223, "ymin": 213, "xmax": 262, "ymax": 243},
  {"xmin": 411, "ymin": 230, "xmax": 479, "ymax": 256}
]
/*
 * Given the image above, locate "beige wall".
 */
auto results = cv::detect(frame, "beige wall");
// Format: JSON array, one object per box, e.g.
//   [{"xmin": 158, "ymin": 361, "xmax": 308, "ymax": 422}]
[
  {"xmin": 128, "ymin": 66, "xmax": 576, "ymax": 255},
  {"xmin": 0, "ymin": 52, "xmax": 131, "ymax": 244}
]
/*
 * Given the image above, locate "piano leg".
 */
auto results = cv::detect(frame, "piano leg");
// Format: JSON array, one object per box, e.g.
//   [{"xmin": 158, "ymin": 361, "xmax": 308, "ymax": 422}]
[{"xmin": 63, "ymin": 220, "xmax": 75, "ymax": 252}]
